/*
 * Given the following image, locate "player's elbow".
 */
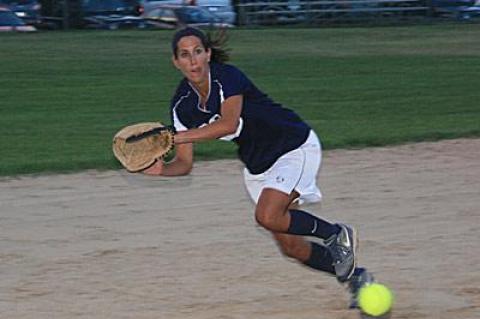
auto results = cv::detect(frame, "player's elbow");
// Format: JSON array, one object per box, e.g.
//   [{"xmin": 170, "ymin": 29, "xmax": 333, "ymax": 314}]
[
  {"xmin": 177, "ymin": 158, "xmax": 193, "ymax": 175},
  {"xmin": 179, "ymin": 163, "xmax": 193, "ymax": 175},
  {"xmin": 162, "ymin": 157, "xmax": 193, "ymax": 176},
  {"xmin": 222, "ymin": 120, "xmax": 239, "ymax": 136}
]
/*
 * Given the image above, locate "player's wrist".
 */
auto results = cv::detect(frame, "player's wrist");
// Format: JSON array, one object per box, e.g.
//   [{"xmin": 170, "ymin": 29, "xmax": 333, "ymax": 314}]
[{"xmin": 165, "ymin": 125, "xmax": 177, "ymax": 135}]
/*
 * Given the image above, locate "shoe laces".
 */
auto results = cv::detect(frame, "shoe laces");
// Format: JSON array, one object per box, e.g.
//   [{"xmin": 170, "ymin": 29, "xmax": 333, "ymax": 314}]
[{"xmin": 325, "ymin": 228, "xmax": 350, "ymax": 263}]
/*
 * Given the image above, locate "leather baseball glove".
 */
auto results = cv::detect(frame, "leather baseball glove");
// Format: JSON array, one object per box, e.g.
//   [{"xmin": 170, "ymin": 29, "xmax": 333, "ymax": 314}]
[{"xmin": 112, "ymin": 122, "xmax": 175, "ymax": 172}]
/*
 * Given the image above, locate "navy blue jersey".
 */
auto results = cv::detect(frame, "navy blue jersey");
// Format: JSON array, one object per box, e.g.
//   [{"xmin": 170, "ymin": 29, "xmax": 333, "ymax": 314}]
[{"xmin": 170, "ymin": 62, "xmax": 311, "ymax": 174}]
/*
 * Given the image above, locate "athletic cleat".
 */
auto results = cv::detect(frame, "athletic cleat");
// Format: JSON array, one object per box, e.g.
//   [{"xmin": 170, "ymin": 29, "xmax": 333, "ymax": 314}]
[
  {"xmin": 347, "ymin": 267, "xmax": 375, "ymax": 309},
  {"xmin": 325, "ymin": 223, "xmax": 358, "ymax": 282}
]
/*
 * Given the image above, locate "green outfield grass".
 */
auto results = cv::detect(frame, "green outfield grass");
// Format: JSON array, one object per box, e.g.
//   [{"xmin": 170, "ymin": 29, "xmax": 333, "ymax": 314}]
[{"xmin": 1, "ymin": 25, "xmax": 480, "ymax": 176}]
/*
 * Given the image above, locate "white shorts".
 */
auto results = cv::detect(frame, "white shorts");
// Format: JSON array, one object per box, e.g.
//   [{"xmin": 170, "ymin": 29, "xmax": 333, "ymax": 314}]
[{"xmin": 243, "ymin": 130, "xmax": 322, "ymax": 205}]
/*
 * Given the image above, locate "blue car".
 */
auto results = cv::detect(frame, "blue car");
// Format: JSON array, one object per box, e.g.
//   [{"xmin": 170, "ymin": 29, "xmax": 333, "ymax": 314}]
[
  {"xmin": 0, "ymin": 0, "xmax": 41, "ymax": 25},
  {"xmin": 0, "ymin": 6, "xmax": 36, "ymax": 31}
]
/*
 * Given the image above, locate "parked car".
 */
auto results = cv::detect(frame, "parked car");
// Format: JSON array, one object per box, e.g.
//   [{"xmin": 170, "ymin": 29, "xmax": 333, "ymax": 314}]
[
  {"xmin": 82, "ymin": 0, "xmax": 142, "ymax": 17},
  {"xmin": 431, "ymin": 0, "xmax": 480, "ymax": 19},
  {"xmin": 140, "ymin": 0, "xmax": 235, "ymax": 24},
  {"xmin": 82, "ymin": 0, "xmax": 153, "ymax": 29},
  {"xmin": 0, "ymin": 0, "xmax": 41, "ymax": 25},
  {"xmin": 84, "ymin": 14, "xmax": 156, "ymax": 29},
  {"xmin": 0, "ymin": 6, "xmax": 36, "ymax": 31},
  {"xmin": 142, "ymin": 4, "xmax": 233, "ymax": 28},
  {"xmin": 191, "ymin": 0, "xmax": 235, "ymax": 24}
]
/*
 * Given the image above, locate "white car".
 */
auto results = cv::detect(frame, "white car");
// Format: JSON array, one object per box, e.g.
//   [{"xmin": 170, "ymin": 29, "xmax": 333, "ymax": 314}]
[
  {"xmin": 142, "ymin": 4, "xmax": 234, "ymax": 28},
  {"xmin": 140, "ymin": 0, "xmax": 236, "ymax": 24}
]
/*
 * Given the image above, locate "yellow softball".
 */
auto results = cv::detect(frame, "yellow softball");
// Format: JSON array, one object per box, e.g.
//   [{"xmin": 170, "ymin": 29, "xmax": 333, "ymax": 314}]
[{"xmin": 358, "ymin": 283, "xmax": 394, "ymax": 316}]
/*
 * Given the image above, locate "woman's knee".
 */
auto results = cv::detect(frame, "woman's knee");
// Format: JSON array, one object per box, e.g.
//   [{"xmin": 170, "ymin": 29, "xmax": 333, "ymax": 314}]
[
  {"xmin": 255, "ymin": 189, "xmax": 294, "ymax": 231},
  {"xmin": 255, "ymin": 207, "xmax": 281, "ymax": 231}
]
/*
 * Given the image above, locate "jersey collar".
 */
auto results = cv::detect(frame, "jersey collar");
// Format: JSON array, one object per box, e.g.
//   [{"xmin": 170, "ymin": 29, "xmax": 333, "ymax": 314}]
[{"xmin": 188, "ymin": 69, "xmax": 212, "ymax": 114}]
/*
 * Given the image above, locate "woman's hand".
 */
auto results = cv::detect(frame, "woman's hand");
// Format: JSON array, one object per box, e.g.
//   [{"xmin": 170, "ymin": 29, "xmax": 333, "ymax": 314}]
[{"xmin": 142, "ymin": 160, "xmax": 163, "ymax": 175}]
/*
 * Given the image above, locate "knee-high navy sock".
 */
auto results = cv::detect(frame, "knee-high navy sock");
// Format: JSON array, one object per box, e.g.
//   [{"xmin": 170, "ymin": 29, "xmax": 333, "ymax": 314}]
[
  {"xmin": 287, "ymin": 209, "xmax": 340, "ymax": 239},
  {"xmin": 303, "ymin": 242, "xmax": 335, "ymax": 274}
]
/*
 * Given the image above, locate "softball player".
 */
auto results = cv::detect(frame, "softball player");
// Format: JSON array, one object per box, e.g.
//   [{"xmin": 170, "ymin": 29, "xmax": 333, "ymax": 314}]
[{"xmin": 143, "ymin": 27, "xmax": 373, "ymax": 308}]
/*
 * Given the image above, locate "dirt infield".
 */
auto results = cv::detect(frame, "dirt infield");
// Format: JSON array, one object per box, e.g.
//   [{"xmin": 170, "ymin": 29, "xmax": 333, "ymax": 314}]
[{"xmin": 1, "ymin": 138, "xmax": 479, "ymax": 319}]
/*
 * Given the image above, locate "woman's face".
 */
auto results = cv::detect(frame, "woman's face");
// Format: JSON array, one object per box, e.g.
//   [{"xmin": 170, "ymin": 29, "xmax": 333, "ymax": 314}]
[{"xmin": 173, "ymin": 35, "xmax": 211, "ymax": 86}]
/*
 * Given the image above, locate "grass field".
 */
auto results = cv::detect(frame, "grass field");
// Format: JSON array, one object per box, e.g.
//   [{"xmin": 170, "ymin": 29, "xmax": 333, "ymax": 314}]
[{"xmin": 1, "ymin": 24, "xmax": 480, "ymax": 176}]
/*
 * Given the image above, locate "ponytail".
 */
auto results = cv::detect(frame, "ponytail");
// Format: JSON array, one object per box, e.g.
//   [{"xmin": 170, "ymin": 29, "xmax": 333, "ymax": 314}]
[{"xmin": 206, "ymin": 29, "xmax": 230, "ymax": 64}]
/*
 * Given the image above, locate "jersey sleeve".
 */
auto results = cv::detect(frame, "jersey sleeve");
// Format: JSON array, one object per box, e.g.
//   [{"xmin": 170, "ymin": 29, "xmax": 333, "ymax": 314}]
[
  {"xmin": 171, "ymin": 107, "xmax": 188, "ymax": 132},
  {"xmin": 220, "ymin": 65, "xmax": 251, "ymax": 99},
  {"xmin": 169, "ymin": 84, "xmax": 190, "ymax": 132}
]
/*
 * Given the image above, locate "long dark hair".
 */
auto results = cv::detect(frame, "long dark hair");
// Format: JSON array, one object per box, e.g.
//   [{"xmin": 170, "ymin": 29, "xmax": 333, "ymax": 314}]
[{"xmin": 171, "ymin": 27, "xmax": 230, "ymax": 64}]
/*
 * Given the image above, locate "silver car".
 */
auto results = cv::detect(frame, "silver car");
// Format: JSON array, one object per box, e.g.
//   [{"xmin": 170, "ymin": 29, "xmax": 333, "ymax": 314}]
[{"xmin": 140, "ymin": 0, "xmax": 236, "ymax": 24}]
